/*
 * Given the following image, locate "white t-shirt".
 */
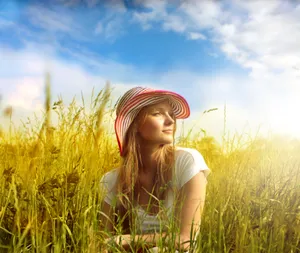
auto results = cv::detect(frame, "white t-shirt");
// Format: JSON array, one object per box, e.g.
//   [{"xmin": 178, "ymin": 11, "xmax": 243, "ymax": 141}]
[{"xmin": 99, "ymin": 146, "xmax": 211, "ymax": 234}]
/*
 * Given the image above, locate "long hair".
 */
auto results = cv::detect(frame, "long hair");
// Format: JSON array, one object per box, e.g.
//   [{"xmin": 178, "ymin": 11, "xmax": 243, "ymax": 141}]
[{"xmin": 115, "ymin": 102, "xmax": 177, "ymax": 233}]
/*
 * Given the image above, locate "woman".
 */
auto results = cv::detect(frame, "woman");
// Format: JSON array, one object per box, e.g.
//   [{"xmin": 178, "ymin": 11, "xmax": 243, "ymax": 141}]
[{"xmin": 100, "ymin": 87, "xmax": 210, "ymax": 252}]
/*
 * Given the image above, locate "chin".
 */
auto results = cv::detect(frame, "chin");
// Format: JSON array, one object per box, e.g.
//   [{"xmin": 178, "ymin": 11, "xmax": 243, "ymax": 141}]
[{"xmin": 160, "ymin": 138, "xmax": 174, "ymax": 145}]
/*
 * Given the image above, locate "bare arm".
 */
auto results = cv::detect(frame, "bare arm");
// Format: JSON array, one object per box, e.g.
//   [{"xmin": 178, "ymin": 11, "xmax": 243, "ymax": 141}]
[
  {"xmin": 174, "ymin": 171, "xmax": 207, "ymax": 250},
  {"xmin": 103, "ymin": 172, "xmax": 207, "ymax": 252}
]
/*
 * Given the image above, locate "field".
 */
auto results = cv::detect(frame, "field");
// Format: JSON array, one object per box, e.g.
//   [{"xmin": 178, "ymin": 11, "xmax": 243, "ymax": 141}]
[{"xmin": 0, "ymin": 83, "xmax": 299, "ymax": 252}]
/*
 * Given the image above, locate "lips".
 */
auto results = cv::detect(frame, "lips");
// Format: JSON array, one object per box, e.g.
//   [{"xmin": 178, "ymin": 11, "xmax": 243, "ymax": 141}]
[{"xmin": 163, "ymin": 130, "xmax": 173, "ymax": 133}]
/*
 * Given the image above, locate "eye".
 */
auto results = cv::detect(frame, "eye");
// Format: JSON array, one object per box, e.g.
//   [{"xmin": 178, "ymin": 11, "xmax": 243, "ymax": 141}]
[{"xmin": 153, "ymin": 112, "xmax": 161, "ymax": 116}]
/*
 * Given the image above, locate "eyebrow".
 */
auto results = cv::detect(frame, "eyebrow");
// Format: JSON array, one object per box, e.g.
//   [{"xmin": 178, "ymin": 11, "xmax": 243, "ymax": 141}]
[{"xmin": 151, "ymin": 107, "xmax": 174, "ymax": 113}]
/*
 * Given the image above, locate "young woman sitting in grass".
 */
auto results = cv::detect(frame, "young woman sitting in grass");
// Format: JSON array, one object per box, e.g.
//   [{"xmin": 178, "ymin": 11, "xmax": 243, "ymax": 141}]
[{"xmin": 99, "ymin": 87, "xmax": 210, "ymax": 252}]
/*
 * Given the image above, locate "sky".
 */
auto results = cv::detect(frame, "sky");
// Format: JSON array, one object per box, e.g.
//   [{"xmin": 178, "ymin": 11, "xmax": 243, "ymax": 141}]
[{"xmin": 0, "ymin": 0, "xmax": 300, "ymax": 146}]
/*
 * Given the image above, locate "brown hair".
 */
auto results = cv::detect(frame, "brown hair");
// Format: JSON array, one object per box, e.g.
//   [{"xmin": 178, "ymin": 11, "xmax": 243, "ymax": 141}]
[{"xmin": 115, "ymin": 101, "xmax": 177, "ymax": 233}]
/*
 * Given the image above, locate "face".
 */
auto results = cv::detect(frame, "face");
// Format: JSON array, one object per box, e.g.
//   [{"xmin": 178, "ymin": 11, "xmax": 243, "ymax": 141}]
[{"xmin": 136, "ymin": 100, "xmax": 176, "ymax": 146}]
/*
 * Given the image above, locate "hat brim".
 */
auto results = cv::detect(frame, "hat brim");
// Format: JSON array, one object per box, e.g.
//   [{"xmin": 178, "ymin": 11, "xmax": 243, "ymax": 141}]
[{"xmin": 115, "ymin": 89, "xmax": 190, "ymax": 156}]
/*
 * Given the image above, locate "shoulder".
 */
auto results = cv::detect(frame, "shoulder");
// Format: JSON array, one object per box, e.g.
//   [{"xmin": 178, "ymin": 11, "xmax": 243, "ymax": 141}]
[
  {"xmin": 99, "ymin": 168, "xmax": 119, "ymax": 205},
  {"xmin": 100, "ymin": 168, "xmax": 119, "ymax": 190},
  {"xmin": 174, "ymin": 146, "xmax": 210, "ymax": 188},
  {"xmin": 175, "ymin": 146, "xmax": 206, "ymax": 163}
]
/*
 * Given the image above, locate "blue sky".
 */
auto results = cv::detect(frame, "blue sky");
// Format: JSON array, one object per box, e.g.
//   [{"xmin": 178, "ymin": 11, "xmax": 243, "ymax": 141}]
[{"xmin": 1, "ymin": 0, "xmax": 300, "ymax": 144}]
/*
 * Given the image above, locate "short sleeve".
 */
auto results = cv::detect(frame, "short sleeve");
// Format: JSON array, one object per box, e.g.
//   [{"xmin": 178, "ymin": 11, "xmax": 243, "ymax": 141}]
[
  {"xmin": 99, "ymin": 169, "xmax": 118, "ymax": 205},
  {"xmin": 175, "ymin": 148, "xmax": 211, "ymax": 189}
]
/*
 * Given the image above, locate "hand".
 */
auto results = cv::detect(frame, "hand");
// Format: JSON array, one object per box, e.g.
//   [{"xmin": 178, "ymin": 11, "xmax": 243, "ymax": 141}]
[
  {"xmin": 104, "ymin": 234, "xmax": 131, "ymax": 251},
  {"xmin": 176, "ymin": 235, "xmax": 191, "ymax": 252}
]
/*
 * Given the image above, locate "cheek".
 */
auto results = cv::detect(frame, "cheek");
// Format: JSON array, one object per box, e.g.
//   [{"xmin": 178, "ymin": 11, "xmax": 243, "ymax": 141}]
[{"xmin": 138, "ymin": 118, "xmax": 162, "ymax": 138}]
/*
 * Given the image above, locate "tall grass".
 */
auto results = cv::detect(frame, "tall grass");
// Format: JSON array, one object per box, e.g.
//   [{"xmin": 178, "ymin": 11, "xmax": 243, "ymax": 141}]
[{"xmin": 0, "ymin": 79, "xmax": 299, "ymax": 252}]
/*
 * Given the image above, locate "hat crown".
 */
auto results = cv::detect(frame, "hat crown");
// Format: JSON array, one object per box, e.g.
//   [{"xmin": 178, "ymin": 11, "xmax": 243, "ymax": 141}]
[{"xmin": 116, "ymin": 86, "xmax": 154, "ymax": 116}]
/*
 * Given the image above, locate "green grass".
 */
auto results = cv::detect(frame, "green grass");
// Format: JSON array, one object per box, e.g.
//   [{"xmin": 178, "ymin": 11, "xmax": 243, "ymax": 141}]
[{"xmin": 0, "ymin": 83, "xmax": 299, "ymax": 252}]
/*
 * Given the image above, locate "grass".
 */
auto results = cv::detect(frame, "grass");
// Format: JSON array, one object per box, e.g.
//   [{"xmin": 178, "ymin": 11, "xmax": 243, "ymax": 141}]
[{"xmin": 0, "ymin": 80, "xmax": 299, "ymax": 252}]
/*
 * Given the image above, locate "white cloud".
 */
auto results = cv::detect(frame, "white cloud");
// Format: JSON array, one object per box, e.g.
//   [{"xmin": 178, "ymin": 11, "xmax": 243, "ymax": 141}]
[
  {"xmin": 132, "ymin": 0, "xmax": 167, "ymax": 30},
  {"xmin": 94, "ymin": 4, "xmax": 127, "ymax": 41},
  {"xmin": 0, "ymin": 42, "xmax": 254, "ymax": 144},
  {"xmin": 24, "ymin": 5, "xmax": 90, "ymax": 42},
  {"xmin": 232, "ymin": 0, "xmax": 282, "ymax": 16},
  {"xmin": 132, "ymin": 11, "xmax": 157, "ymax": 30},
  {"xmin": 0, "ymin": 46, "xmax": 101, "ymax": 129},
  {"xmin": 26, "ymin": 5, "xmax": 73, "ymax": 33},
  {"xmin": 0, "ymin": 45, "xmax": 49, "ymax": 77},
  {"xmin": 134, "ymin": 0, "xmax": 167, "ymax": 11},
  {"xmin": 214, "ymin": 1, "xmax": 300, "ymax": 76},
  {"xmin": 106, "ymin": 0, "xmax": 126, "ymax": 12},
  {"xmin": 104, "ymin": 18, "xmax": 125, "ymax": 40},
  {"xmin": 6, "ymin": 77, "xmax": 44, "ymax": 111},
  {"xmin": 180, "ymin": 0, "xmax": 223, "ymax": 29},
  {"xmin": 132, "ymin": 0, "xmax": 300, "ymax": 77},
  {"xmin": 1, "ymin": 42, "xmax": 299, "ymax": 142},
  {"xmin": 0, "ymin": 43, "xmax": 161, "ymax": 131},
  {"xmin": 187, "ymin": 32, "xmax": 206, "ymax": 40},
  {"xmin": 188, "ymin": 103, "xmax": 262, "ymax": 145},
  {"xmin": 162, "ymin": 15, "xmax": 186, "ymax": 33},
  {"xmin": 128, "ymin": 0, "xmax": 300, "ymax": 140},
  {"xmin": 2, "ymin": 1, "xmax": 300, "ymax": 141}
]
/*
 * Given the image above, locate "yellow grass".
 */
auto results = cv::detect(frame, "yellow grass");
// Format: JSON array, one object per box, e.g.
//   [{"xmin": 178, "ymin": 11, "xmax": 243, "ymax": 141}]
[{"xmin": 0, "ymin": 77, "xmax": 299, "ymax": 252}]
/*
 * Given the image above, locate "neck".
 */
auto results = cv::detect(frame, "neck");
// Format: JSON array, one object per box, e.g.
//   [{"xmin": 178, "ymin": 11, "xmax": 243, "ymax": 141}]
[{"xmin": 139, "ymin": 143, "xmax": 162, "ymax": 175}]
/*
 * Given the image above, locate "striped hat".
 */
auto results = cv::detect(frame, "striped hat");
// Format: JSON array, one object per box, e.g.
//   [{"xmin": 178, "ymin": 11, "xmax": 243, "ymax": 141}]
[{"xmin": 115, "ymin": 86, "xmax": 190, "ymax": 156}]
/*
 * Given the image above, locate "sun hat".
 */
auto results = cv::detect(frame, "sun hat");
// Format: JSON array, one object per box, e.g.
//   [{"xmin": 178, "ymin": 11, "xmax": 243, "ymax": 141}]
[{"xmin": 115, "ymin": 86, "xmax": 190, "ymax": 156}]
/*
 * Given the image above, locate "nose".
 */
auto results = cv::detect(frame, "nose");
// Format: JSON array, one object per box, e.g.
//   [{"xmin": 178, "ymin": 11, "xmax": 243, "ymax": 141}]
[{"xmin": 165, "ymin": 113, "xmax": 175, "ymax": 125}]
